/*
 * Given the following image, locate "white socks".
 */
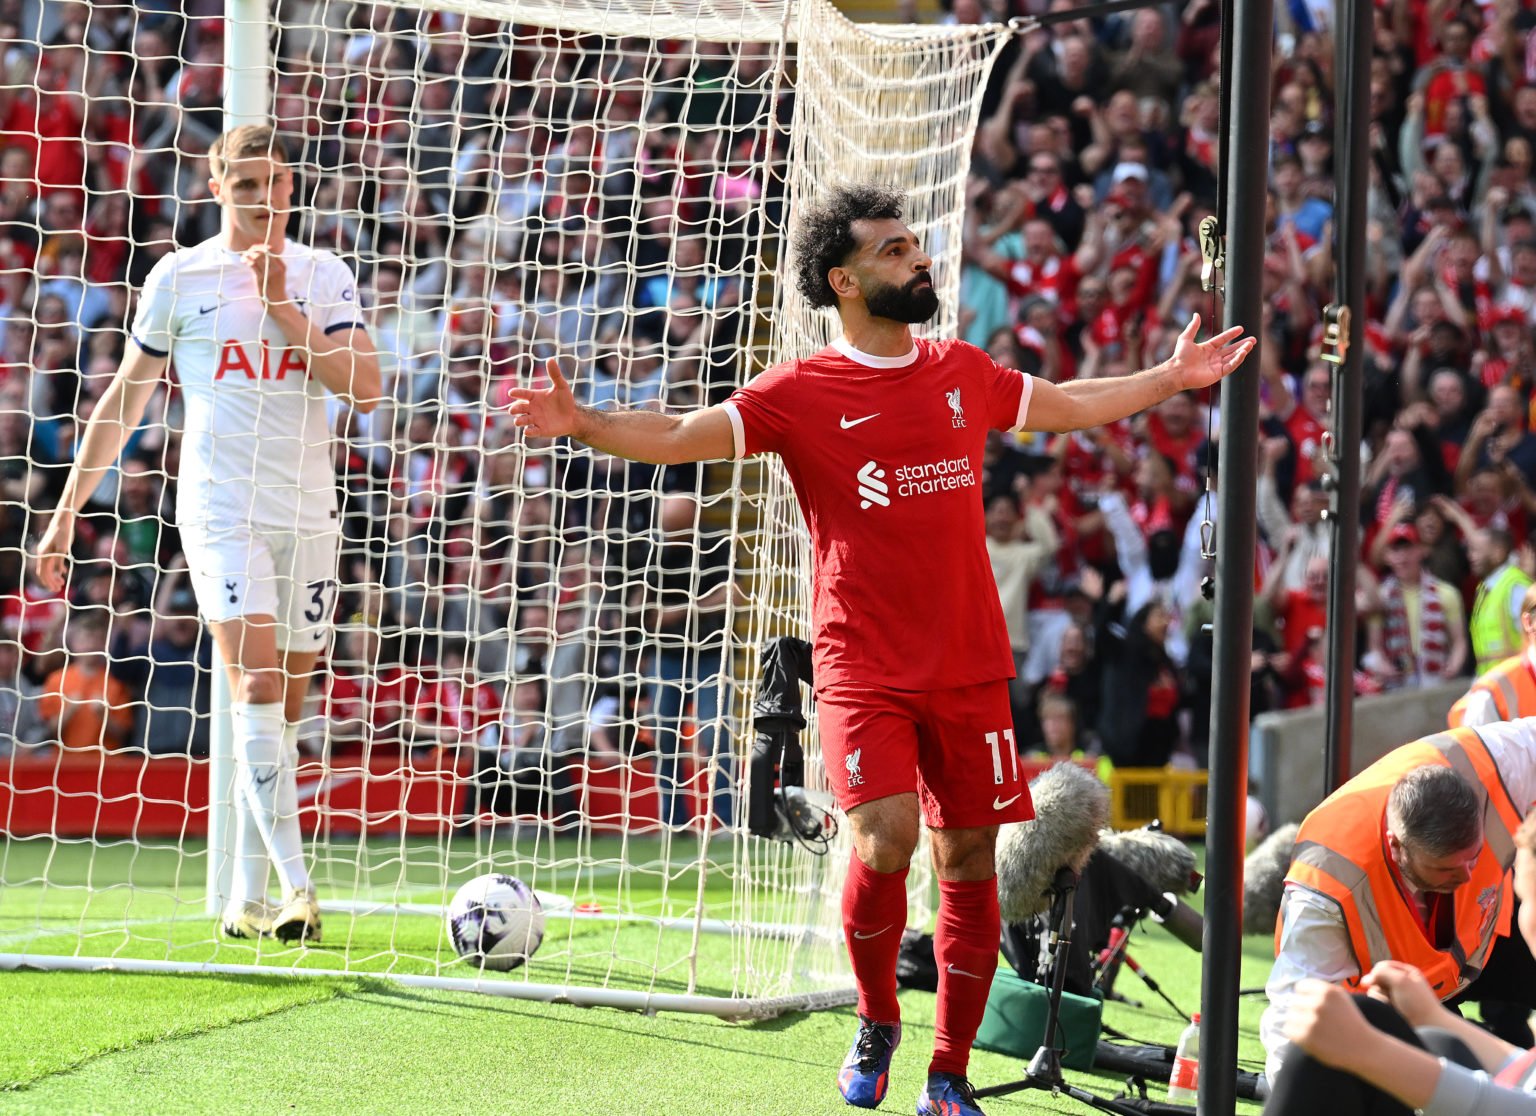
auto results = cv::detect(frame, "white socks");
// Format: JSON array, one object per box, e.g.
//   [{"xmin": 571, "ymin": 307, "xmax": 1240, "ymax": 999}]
[
  {"xmin": 229, "ymin": 796, "xmax": 270, "ymax": 907},
  {"xmin": 278, "ymin": 722, "xmax": 304, "ymax": 888},
  {"xmin": 231, "ymin": 702, "xmax": 311, "ymax": 896}
]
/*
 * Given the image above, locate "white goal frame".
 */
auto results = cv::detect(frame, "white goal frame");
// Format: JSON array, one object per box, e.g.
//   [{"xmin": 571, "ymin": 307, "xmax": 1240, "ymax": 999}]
[{"xmin": 0, "ymin": 0, "xmax": 1009, "ymax": 1019}]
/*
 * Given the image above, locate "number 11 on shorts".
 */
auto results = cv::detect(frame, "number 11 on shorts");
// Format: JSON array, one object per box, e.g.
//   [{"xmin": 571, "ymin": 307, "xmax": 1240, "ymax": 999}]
[{"xmin": 985, "ymin": 729, "xmax": 1018, "ymax": 786}]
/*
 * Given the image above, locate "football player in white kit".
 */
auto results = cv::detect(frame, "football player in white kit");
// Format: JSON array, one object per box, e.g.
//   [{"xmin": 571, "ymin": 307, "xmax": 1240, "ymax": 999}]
[{"xmin": 37, "ymin": 124, "xmax": 382, "ymax": 943}]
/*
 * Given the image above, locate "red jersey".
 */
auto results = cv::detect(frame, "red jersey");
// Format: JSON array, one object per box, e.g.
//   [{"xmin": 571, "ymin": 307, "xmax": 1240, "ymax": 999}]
[
  {"xmin": 325, "ymin": 664, "xmax": 407, "ymax": 735},
  {"xmin": 724, "ymin": 338, "xmax": 1030, "ymax": 692},
  {"xmin": 0, "ymin": 586, "xmax": 66, "ymax": 656},
  {"xmin": 1144, "ymin": 411, "xmax": 1202, "ymax": 481},
  {"xmin": 408, "ymin": 674, "xmax": 499, "ymax": 735},
  {"xmin": 1005, "ymin": 255, "xmax": 1080, "ymax": 311},
  {"xmin": 1279, "ymin": 588, "xmax": 1328, "ymax": 657},
  {"xmin": 1285, "ymin": 405, "xmax": 1328, "ymax": 485}
]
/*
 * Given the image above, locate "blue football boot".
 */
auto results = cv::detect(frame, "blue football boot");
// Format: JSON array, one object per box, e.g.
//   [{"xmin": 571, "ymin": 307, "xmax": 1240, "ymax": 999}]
[
  {"xmin": 837, "ymin": 1016, "xmax": 901, "ymax": 1108},
  {"xmin": 916, "ymin": 1071, "xmax": 986, "ymax": 1116}
]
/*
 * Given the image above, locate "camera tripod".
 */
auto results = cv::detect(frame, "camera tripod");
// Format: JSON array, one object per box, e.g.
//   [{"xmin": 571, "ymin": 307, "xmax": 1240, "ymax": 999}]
[
  {"xmin": 974, "ymin": 867, "xmax": 1196, "ymax": 1115},
  {"xmin": 1094, "ymin": 907, "xmax": 1191, "ymax": 1021}
]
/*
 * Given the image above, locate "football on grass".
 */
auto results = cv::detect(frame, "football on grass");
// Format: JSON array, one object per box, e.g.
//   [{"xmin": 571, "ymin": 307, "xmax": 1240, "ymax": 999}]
[{"xmin": 447, "ymin": 874, "xmax": 545, "ymax": 971}]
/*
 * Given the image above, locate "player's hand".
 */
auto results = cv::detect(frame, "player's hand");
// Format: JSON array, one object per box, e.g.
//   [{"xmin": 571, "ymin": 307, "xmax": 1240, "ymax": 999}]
[
  {"xmin": 1167, "ymin": 313, "xmax": 1256, "ymax": 391},
  {"xmin": 35, "ymin": 510, "xmax": 75, "ymax": 592},
  {"xmin": 242, "ymin": 244, "xmax": 290, "ymax": 309},
  {"xmin": 504, "ymin": 358, "xmax": 582, "ymax": 440},
  {"xmin": 1361, "ymin": 960, "xmax": 1444, "ymax": 1029}
]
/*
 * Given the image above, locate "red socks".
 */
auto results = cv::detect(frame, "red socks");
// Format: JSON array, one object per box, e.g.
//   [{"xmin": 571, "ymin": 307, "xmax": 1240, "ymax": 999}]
[
  {"xmin": 929, "ymin": 877, "xmax": 1001, "ymax": 1078},
  {"xmin": 842, "ymin": 858, "xmax": 1001, "ymax": 1075},
  {"xmin": 842, "ymin": 853, "xmax": 909, "ymax": 1024}
]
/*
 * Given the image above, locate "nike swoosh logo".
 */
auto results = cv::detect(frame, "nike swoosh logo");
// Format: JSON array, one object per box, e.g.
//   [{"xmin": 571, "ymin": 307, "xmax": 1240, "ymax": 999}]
[
  {"xmin": 852, "ymin": 926, "xmax": 891, "ymax": 940},
  {"xmin": 199, "ymin": 303, "xmax": 219, "ymax": 315},
  {"xmin": 993, "ymin": 794, "xmax": 1022, "ymax": 811},
  {"xmin": 840, "ymin": 413, "xmax": 880, "ymax": 429},
  {"xmin": 252, "ymin": 770, "xmax": 280, "ymax": 792},
  {"xmin": 946, "ymin": 964, "xmax": 983, "ymax": 979}
]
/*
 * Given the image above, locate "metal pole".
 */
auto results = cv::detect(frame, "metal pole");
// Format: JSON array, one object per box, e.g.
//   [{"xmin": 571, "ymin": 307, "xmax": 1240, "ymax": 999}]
[
  {"xmin": 207, "ymin": 0, "xmax": 271, "ymax": 916},
  {"xmin": 1322, "ymin": 0, "xmax": 1370, "ymax": 797},
  {"xmin": 1199, "ymin": 0, "xmax": 1271, "ymax": 1108}
]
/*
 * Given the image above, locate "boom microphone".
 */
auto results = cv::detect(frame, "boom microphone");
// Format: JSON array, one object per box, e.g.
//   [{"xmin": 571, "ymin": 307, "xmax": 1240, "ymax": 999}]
[
  {"xmin": 996, "ymin": 763, "xmax": 1110, "ymax": 923},
  {"xmin": 1099, "ymin": 827, "xmax": 1201, "ymax": 897},
  {"xmin": 1243, "ymin": 821, "xmax": 1300, "ymax": 934}
]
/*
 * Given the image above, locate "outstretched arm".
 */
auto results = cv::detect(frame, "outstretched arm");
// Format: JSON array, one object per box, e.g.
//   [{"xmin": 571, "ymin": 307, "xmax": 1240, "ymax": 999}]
[
  {"xmin": 1023, "ymin": 314, "xmax": 1255, "ymax": 433},
  {"xmin": 35, "ymin": 344, "xmax": 167, "ymax": 591},
  {"xmin": 506, "ymin": 358, "xmax": 735, "ymax": 465}
]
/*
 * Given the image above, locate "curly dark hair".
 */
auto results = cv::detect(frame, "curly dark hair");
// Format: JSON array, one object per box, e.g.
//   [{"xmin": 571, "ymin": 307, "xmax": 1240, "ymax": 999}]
[{"xmin": 792, "ymin": 183, "xmax": 908, "ymax": 309}]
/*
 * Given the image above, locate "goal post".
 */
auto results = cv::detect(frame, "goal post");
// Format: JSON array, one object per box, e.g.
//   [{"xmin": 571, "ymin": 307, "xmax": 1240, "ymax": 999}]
[
  {"xmin": 0, "ymin": 0, "xmax": 1009, "ymax": 1017},
  {"xmin": 203, "ymin": 0, "xmax": 274, "ymax": 921}
]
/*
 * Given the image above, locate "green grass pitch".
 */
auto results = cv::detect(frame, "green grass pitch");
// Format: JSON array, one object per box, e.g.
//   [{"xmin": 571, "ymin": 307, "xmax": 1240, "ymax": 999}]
[{"xmin": 0, "ymin": 836, "xmax": 1272, "ymax": 1114}]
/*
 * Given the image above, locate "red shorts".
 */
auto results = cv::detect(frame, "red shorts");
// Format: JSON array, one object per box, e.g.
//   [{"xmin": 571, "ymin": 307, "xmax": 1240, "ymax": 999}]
[{"xmin": 816, "ymin": 680, "xmax": 1035, "ymax": 829}]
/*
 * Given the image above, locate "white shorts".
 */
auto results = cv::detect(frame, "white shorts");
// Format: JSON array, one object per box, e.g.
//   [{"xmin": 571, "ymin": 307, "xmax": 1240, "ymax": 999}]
[{"xmin": 181, "ymin": 524, "xmax": 341, "ymax": 651}]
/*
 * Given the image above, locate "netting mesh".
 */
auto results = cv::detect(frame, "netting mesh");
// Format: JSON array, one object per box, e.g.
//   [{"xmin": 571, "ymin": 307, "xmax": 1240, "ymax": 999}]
[{"xmin": 0, "ymin": 0, "xmax": 1006, "ymax": 1011}]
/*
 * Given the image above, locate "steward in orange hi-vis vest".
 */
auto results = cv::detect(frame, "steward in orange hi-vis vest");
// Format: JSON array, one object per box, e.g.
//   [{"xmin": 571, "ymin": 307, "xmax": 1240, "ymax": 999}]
[
  {"xmin": 1449, "ymin": 654, "xmax": 1536, "ymax": 728},
  {"xmin": 1280, "ymin": 728, "xmax": 1523, "ymax": 999}
]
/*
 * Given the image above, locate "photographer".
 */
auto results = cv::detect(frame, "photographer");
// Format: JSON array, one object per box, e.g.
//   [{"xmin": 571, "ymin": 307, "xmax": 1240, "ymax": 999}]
[{"xmin": 1273, "ymin": 812, "xmax": 1536, "ymax": 1115}]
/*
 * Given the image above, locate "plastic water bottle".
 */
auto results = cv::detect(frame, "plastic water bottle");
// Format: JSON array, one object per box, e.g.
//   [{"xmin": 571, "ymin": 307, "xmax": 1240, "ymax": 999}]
[{"xmin": 1167, "ymin": 1013, "xmax": 1201, "ymax": 1103}]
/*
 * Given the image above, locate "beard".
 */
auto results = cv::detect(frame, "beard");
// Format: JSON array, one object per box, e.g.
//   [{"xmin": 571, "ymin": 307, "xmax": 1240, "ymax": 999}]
[
  {"xmin": 1395, "ymin": 852, "xmax": 1465, "ymax": 895},
  {"xmin": 863, "ymin": 273, "xmax": 939, "ymax": 324}
]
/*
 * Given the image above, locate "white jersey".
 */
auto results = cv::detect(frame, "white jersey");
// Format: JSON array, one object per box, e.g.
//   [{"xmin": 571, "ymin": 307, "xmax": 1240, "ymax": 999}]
[{"xmin": 130, "ymin": 237, "xmax": 364, "ymax": 532}]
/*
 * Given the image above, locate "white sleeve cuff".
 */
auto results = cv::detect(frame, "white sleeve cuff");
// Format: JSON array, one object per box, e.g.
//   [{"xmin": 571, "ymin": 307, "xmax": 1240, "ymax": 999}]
[
  {"xmin": 720, "ymin": 400, "xmax": 746, "ymax": 460},
  {"xmin": 1012, "ymin": 375, "xmax": 1035, "ymax": 432}
]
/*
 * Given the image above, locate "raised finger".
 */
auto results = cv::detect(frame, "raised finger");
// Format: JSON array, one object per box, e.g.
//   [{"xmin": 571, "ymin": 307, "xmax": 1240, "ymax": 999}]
[
  {"xmin": 1224, "ymin": 341, "xmax": 1255, "ymax": 366},
  {"xmin": 1205, "ymin": 325, "xmax": 1246, "ymax": 346},
  {"xmin": 545, "ymin": 357, "xmax": 570, "ymax": 393}
]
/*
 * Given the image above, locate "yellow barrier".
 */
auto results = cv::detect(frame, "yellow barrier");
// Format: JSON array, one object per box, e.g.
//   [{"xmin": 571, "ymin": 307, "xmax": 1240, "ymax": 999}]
[{"xmin": 1108, "ymin": 768, "xmax": 1209, "ymax": 837}]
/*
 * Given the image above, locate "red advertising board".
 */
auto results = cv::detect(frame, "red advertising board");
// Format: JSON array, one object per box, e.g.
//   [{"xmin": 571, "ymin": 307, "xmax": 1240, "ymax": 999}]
[{"xmin": 0, "ymin": 749, "xmax": 720, "ymax": 838}]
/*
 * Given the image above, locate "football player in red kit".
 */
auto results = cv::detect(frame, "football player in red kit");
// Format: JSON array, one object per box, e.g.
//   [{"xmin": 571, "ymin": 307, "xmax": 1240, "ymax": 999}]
[{"xmin": 507, "ymin": 185, "xmax": 1253, "ymax": 1116}]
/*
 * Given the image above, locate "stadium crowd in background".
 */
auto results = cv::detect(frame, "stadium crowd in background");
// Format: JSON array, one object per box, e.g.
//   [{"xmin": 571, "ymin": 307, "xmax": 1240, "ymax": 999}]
[{"xmin": 1, "ymin": 0, "xmax": 1535, "ymax": 803}]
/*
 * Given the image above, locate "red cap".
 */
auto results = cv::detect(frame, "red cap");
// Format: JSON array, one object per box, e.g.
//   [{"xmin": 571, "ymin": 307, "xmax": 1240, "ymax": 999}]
[{"xmin": 1387, "ymin": 523, "xmax": 1420, "ymax": 547}]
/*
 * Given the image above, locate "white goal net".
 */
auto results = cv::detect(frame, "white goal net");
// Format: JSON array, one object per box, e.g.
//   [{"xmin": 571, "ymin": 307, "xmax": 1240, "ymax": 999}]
[{"xmin": 0, "ymin": 0, "xmax": 1007, "ymax": 1014}]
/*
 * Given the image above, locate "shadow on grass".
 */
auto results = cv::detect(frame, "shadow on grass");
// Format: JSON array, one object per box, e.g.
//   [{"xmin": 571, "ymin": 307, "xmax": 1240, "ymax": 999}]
[{"xmin": 0, "ymin": 971, "xmax": 362, "ymax": 1093}]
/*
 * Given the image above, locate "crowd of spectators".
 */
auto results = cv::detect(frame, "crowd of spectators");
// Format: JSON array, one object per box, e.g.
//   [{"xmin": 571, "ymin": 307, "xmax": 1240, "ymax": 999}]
[
  {"xmin": 2, "ymin": 0, "xmax": 1536, "ymax": 807},
  {"xmin": 0, "ymin": 0, "xmax": 776, "ymax": 827},
  {"xmin": 962, "ymin": 0, "xmax": 1536, "ymax": 770}
]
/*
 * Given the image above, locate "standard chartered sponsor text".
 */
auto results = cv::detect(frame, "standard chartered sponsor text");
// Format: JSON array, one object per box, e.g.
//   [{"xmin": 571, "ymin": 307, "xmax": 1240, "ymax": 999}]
[{"xmin": 893, "ymin": 455, "xmax": 977, "ymax": 497}]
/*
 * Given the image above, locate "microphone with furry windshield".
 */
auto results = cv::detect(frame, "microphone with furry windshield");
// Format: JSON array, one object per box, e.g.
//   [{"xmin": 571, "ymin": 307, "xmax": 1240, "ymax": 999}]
[
  {"xmin": 996, "ymin": 764, "xmax": 1205, "ymax": 998},
  {"xmin": 996, "ymin": 763, "xmax": 1109, "ymax": 923}
]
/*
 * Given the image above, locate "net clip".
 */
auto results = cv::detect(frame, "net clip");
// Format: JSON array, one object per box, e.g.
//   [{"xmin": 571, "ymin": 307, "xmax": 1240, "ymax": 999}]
[
  {"xmin": 1198, "ymin": 216, "xmax": 1225, "ymax": 295},
  {"xmin": 1320, "ymin": 304, "xmax": 1352, "ymax": 366}
]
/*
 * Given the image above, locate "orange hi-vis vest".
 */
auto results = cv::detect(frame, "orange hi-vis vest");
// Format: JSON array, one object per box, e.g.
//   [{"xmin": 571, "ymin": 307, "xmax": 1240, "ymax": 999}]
[
  {"xmin": 1448, "ymin": 655, "xmax": 1536, "ymax": 728},
  {"xmin": 1279, "ymin": 728, "xmax": 1522, "ymax": 998}
]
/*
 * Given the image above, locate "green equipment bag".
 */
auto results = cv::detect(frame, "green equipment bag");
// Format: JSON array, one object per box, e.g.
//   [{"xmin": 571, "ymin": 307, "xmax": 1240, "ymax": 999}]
[{"xmin": 973, "ymin": 967, "xmax": 1104, "ymax": 1071}]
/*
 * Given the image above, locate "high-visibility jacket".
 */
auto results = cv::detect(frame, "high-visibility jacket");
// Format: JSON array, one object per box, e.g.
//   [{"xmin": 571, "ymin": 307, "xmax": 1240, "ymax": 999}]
[
  {"xmin": 1448, "ymin": 655, "xmax": 1536, "ymax": 728},
  {"xmin": 1472, "ymin": 565, "xmax": 1532, "ymax": 676},
  {"xmin": 1279, "ymin": 727, "xmax": 1521, "ymax": 999}
]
